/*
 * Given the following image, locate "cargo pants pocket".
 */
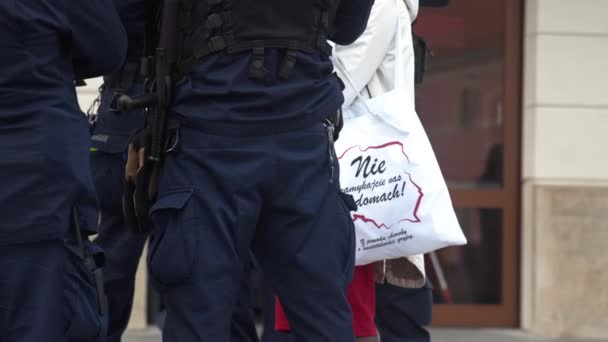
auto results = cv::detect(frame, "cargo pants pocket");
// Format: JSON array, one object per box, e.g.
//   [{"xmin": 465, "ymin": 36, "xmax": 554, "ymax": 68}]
[{"xmin": 147, "ymin": 188, "xmax": 198, "ymax": 289}]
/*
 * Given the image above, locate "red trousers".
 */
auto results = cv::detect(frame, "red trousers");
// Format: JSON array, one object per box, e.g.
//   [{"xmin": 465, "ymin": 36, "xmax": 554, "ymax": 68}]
[{"xmin": 275, "ymin": 264, "xmax": 377, "ymax": 337}]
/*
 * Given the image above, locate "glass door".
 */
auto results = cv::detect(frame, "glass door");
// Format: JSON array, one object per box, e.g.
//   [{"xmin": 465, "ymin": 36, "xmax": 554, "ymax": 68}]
[{"xmin": 414, "ymin": 0, "xmax": 523, "ymax": 326}]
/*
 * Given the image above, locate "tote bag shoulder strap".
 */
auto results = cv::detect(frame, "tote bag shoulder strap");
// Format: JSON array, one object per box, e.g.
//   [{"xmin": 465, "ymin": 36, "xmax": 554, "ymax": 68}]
[{"xmin": 331, "ymin": 0, "xmax": 408, "ymax": 99}]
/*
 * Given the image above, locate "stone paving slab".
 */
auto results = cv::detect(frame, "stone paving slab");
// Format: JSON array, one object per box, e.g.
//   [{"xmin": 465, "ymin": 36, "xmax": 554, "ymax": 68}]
[{"xmin": 123, "ymin": 328, "xmax": 605, "ymax": 342}]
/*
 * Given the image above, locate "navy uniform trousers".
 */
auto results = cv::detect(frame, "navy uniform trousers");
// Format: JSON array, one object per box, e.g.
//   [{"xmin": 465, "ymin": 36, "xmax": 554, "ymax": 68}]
[
  {"xmin": 375, "ymin": 281, "xmax": 433, "ymax": 342},
  {"xmin": 91, "ymin": 151, "xmax": 147, "ymax": 342},
  {"xmin": 0, "ymin": 233, "xmax": 108, "ymax": 342},
  {"xmin": 91, "ymin": 68, "xmax": 260, "ymax": 339},
  {"xmin": 91, "ymin": 151, "xmax": 259, "ymax": 342},
  {"xmin": 148, "ymin": 122, "xmax": 356, "ymax": 342},
  {"xmin": 0, "ymin": 241, "xmax": 67, "ymax": 341}
]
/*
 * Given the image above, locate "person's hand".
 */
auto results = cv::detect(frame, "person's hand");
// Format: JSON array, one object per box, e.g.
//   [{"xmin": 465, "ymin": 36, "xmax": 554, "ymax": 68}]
[{"xmin": 123, "ymin": 128, "xmax": 157, "ymax": 233}]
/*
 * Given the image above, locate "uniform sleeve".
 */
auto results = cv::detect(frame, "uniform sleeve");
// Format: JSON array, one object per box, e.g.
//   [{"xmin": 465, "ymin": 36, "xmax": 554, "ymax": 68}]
[
  {"xmin": 420, "ymin": 0, "xmax": 450, "ymax": 7},
  {"xmin": 331, "ymin": 0, "xmax": 374, "ymax": 45},
  {"xmin": 334, "ymin": 0, "xmax": 398, "ymax": 109},
  {"xmin": 66, "ymin": 0, "xmax": 127, "ymax": 79}
]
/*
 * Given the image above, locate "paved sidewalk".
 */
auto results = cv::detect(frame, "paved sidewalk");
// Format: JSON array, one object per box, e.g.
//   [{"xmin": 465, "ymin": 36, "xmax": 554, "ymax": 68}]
[
  {"xmin": 430, "ymin": 328, "xmax": 603, "ymax": 342},
  {"xmin": 123, "ymin": 328, "xmax": 605, "ymax": 342}
]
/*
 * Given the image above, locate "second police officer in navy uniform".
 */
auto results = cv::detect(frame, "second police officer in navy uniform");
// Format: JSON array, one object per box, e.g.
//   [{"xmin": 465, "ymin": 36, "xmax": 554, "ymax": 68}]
[
  {"xmin": 123, "ymin": 0, "xmax": 374, "ymax": 340},
  {"xmin": 89, "ymin": 2, "xmax": 147, "ymax": 341},
  {"xmin": 0, "ymin": 0, "xmax": 127, "ymax": 340}
]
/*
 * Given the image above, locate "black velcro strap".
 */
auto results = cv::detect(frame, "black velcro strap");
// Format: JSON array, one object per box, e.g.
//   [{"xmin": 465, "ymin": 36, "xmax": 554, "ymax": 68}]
[
  {"xmin": 206, "ymin": 13, "xmax": 223, "ymax": 30},
  {"xmin": 319, "ymin": 12, "xmax": 329, "ymax": 30},
  {"xmin": 209, "ymin": 36, "xmax": 227, "ymax": 52},
  {"xmin": 314, "ymin": 7, "xmax": 331, "ymax": 56},
  {"xmin": 194, "ymin": 35, "xmax": 227, "ymax": 58},
  {"xmin": 220, "ymin": 11, "xmax": 233, "ymax": 27},
  {"xmin": 249, "ymin": 47, "xmax": 266, "ymax": 80},
  {"xmin": 226, "ymin": 39, "xmax": 314, "ymax": 54},
  {"xmin": 316, "ymin": 0, "xmax": 331, "ymax": 10},
  {"xmin": 279, "ymin": 50, "xmax": 297, "ymax": 80},
  {"xmin": 316, "ymin": 36, "xmax": 333, "ymax": 55}
]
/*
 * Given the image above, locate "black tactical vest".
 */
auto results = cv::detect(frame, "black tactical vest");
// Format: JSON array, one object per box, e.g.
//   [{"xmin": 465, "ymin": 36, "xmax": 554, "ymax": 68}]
[{"xmin": 176, "ymin": 0, "xmax": 341, "ymax": 79}]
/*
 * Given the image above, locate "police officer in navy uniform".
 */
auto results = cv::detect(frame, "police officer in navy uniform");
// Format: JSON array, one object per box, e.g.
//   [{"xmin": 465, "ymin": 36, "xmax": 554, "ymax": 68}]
[
  {"xmin": 89, "ymin": 1, "xmax": 148, "ymax": 340},
  {"xmin": 91, "ymin": 1, "xmax": 261, "ymax": 341},
  {"xmin": 0, "ymin": 0, "xmax": 126, "ymax": 340},
  {"xmin": 124, "ymin": 0, "xmax": 373, "ymax": 340}
]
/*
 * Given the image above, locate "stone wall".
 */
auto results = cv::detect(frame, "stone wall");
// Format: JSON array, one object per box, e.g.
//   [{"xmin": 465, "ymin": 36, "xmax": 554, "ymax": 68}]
[{"xmin": 524, "ymin": 186, "xmax": 608, "ymax": 338}]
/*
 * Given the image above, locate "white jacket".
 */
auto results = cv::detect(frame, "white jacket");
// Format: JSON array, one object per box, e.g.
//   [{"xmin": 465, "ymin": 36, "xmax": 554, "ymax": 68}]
[
  {"xmin": 334, "ymin": 0, "xmax": 426, "ymax": 288},
  {"xmin": 335, "ymin": 0, "xmax": 418, "ymax": 109}
]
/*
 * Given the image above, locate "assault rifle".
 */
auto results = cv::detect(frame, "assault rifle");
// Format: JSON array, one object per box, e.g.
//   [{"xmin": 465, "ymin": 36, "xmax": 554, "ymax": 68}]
[{"xmin": 119, "ymin": 0, "xmax": 180, "ymax": 233}]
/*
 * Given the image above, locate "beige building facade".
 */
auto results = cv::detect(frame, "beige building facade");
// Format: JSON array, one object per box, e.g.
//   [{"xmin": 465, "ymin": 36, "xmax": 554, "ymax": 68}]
[
  {"xmin": 77, "ymin": 0, "xmax": 608, "ymax": 338},
  {"xmin": 521, "ymin": 0, "xmax": 608, "ymax": 339}
]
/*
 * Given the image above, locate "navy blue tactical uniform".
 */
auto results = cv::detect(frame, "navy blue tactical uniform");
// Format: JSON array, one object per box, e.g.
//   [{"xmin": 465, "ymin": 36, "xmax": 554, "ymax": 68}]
[
  {"xmin": 0, "ymin": 0, "xmax": 126, "ymax": 340},
  {"xmin": 145, "ymin": 1, "xmax": 374, "ymax": 341},
  {"xmin": 91, "ymin": 1, "xmax": 260, "ymax": 341}
]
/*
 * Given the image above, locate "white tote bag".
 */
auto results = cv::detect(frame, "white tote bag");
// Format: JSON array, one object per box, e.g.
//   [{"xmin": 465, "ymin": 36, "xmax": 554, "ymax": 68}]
[{"xmin": 332, "ymin": 7, "xmax": 467, "ymax": 266}]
